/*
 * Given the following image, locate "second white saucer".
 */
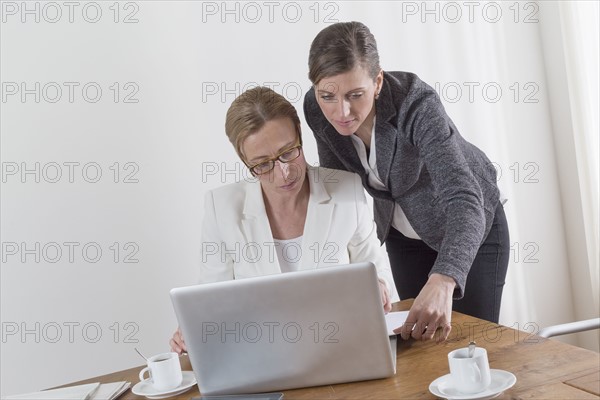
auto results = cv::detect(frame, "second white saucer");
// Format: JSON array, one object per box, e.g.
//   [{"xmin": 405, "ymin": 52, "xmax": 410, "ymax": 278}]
[
  {"xmin": 429, "ymin": 369, "xmax": 516, "ymax": 400},
  {"xmin": 132, "ymin": 371, "xmax": 197, "ymax": 399}
]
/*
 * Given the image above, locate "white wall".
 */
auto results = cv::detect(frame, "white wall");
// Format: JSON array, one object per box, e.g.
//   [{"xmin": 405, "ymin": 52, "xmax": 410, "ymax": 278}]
[{"xmin": 1, "ymin": 1, "xmax": 595, "ymax": 396}]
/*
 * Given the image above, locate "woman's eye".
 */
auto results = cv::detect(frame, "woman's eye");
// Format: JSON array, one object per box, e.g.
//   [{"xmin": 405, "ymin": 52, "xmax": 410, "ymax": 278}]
[
  {"xmin": 280, "ymin": 149, "xmax": 294, "ymax": 159},
  {"xmin": 255, "ymin": 162, "xmax": 270, "ymax": 172},
  {"xmin": 349, "ymin": 92, "xmax": 363, "ymax": 99},
  {"xmin": 320, "ymin": 95, "xmax": 335, "ymax": 102}
]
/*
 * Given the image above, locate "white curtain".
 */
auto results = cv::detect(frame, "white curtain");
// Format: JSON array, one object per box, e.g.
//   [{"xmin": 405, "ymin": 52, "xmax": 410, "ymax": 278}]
[
  {"xmin": 539, "ymin": 0, "xmax": 599, "ymax": 351},
  {"xmin": 560, "ymin": 0, "xmax": 600, "ymax": 306}
]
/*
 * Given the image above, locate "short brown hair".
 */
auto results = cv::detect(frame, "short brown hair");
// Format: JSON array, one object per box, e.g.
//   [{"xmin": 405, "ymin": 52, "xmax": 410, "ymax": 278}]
[
  {"xmin": 308, "ymin": 21, "xmax": 381, "ymax": 85},
  {"xmin": 225, "ymin": 87, "xmax": 302, "ymax": 161}
]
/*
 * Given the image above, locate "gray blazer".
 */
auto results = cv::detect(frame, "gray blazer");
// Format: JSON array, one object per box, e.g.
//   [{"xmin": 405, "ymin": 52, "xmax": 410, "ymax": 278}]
[{"xmin": 303, "ymin": 71, "xmax": 500, "ymax": 297}]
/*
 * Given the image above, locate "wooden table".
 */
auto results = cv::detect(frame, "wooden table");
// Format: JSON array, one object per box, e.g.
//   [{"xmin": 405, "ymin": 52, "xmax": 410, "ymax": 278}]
[{"xmin": 65, "ymin": 300, "xmax": 600, "ymax": 399}]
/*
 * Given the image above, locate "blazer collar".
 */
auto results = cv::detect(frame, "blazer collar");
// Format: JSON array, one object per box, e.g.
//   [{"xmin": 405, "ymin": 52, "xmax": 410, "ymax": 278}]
[
  {"xmin": 302, "ymin": 166, "xmax": 335, "ymax": 268},
  {"xmin": 324, "ymin": 123, "xmax": 364, "ymax": 172},
  {"xmin": 306, "ymin": 165, "xmax": 331, "ymax": 204},
  {"xmin": 240, "ymin": 179, "xmax": 279, "ymax": 274},
  {"xmin": 242, "ymin": 177, "xmax": 267, "ymax": 218},
  {"xmin": 373, "ymin": 75, "xmax": 400, "ymax": 187}
]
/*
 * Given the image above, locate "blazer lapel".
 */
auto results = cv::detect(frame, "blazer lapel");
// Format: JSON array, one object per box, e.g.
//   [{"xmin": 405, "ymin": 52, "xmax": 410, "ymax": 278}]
[
  {"xmin": 300, "ymin": 167, "xmax": 334, "ymax": 269},
  {"xmin": 241, "ymin": 181, "xmax": 281, "ymax": 275},
  {"xmin": 325, "ymin": 124, "xmax": 364, "ymax": 173},
  {"xmin": 374, "ymin": 79, "xmax": 400, "ymax": 190}
]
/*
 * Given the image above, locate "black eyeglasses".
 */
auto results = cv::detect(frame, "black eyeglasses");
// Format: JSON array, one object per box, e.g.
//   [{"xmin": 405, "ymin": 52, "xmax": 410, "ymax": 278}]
[{"xmin": 247, "ymin": 144, "xmax": 303, "ymax": 175}]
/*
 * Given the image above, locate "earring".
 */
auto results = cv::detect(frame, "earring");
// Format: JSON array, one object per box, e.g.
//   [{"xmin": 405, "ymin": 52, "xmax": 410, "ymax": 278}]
[{"xmin": 375, "ymin": 91, "xmax": 380, "ymax": 100}]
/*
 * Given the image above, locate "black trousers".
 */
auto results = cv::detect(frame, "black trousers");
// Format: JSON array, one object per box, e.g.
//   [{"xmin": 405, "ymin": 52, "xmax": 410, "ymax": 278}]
[{"xmin": 386, "ymin": 203, "xmax": 510, "ymax": 323}]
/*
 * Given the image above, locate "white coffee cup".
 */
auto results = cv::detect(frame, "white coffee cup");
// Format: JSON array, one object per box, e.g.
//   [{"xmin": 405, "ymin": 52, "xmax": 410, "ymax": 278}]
[
  {"xmin": 139, "ymin": 352, "xmax": 183, "ymax": 391},
  {"xmin": 448, "ymin": 347, "xmax": 492, "ymax": 394}
]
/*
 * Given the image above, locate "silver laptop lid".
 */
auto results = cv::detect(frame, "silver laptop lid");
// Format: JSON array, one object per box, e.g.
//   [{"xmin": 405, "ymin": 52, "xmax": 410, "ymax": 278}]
[{"xmin": 170, "ymin": 262, "xmax": 396, "ymax": 395}]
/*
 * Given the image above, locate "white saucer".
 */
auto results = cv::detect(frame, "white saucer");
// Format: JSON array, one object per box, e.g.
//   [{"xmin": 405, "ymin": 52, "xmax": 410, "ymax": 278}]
[
  {"xmin": 429, "ymin": 369, "xmax": 516, "ymax": 400},
  {"xmin": 132, "ymin": 371, "xmax": 197, "ymax": 399}
]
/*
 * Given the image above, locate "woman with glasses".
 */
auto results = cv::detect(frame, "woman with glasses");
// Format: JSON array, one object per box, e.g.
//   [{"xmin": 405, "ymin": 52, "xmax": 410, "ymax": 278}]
[
  {"xmin": 170, "ymin": 86, "xmax": 396, "ymax": 354},
  {"xmin": 303, "ymin": 22, "xmax": 510, "ymax": 342}
]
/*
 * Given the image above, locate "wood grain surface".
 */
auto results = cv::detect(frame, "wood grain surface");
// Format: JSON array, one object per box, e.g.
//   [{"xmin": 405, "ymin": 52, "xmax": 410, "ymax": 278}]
[{"xmin": 57, "ymin": 300, "xmax": 599, "ymax": 399}]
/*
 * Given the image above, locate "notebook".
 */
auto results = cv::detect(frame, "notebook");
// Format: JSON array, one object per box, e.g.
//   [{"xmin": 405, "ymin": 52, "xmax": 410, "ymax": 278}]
[
  {"xmin": 170, "ymin": 262, "xmax": 396, "ymax": 395},
  {"xmin": 4, "ymin": 381, "xmax": 130, "ymax": 400}
]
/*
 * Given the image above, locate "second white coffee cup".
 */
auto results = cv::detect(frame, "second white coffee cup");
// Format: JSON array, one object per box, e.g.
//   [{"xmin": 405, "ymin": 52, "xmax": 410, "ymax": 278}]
[
  {"xmin": 447, "ymin": 347, "xmax": 491, "ymax": 394},
  {"xmin": 139, "ymin": 352, "xmax": 183, "ymax": 391}
]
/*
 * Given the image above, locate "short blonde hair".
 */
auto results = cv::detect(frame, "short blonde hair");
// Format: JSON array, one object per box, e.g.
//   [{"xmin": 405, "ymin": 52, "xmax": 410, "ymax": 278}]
[{"xmin": 225, "ymin": 86, "xmax": 302, "ymax": 161}]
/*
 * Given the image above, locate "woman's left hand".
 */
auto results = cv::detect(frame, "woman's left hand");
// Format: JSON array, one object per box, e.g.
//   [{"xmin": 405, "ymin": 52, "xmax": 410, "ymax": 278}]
[
  {"xmin": 394, "ymin": 273, "xmax": 455, "ymax": 342},
  {"xmin": 378, "ymin": 279, "xmax": 392, "ymax": 314}
]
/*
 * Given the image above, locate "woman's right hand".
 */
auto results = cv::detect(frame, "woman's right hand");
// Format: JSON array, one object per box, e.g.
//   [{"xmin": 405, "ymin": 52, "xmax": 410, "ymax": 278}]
[
  {"xmin": 395, "ymin": 273, "xmax": 454, "ymax": 342},
  {"xmin": 170, "ymin": 327, "xmax": 187, "ymax": 354}
]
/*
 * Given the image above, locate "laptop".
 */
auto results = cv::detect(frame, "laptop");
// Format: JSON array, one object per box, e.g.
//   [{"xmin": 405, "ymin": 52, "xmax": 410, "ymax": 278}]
[{"xmin": 170, "ymin": 262, "xmax": 396, "ymax": 396}]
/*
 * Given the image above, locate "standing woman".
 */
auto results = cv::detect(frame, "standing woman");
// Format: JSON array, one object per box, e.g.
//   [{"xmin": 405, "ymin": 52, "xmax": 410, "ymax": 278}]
[{"xmin": 303, "ymin": 21, "xmax": 509, "ymax": 342}]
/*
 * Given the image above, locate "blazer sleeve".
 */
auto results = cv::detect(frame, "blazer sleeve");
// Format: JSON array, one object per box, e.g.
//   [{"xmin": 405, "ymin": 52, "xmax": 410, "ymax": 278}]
[
  {"xmin": 303, "ymin": 89, "xmax": 347, "ymax": 171},
  {"xmin": 346, "ymin": 174, "xmax": 399, "ymax": 301},
  {"xmin": 406, "ymin": 89, "xmax": 487, "ymax": 297},
  {"xmin": 198, "ymin": 190, "xmax": 234, "ymax": 283}
]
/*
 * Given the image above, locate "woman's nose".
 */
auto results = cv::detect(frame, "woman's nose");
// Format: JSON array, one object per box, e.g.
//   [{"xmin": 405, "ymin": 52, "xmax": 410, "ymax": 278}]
[
  {"xmin": 338, "ymin": 99, "xmax": 350, "ymax": 118},
  {"xmin": 276, "ymin": 160, "xmax": 290, "ymax": 179}
]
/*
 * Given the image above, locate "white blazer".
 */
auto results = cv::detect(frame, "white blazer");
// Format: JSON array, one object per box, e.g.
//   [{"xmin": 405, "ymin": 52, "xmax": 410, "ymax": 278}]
[{"xmin": 199, "ymin": 166, "xmax": 398, "ymax": 300}]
